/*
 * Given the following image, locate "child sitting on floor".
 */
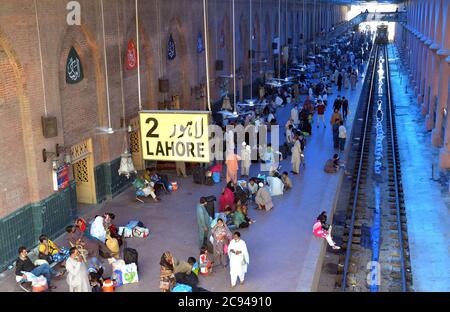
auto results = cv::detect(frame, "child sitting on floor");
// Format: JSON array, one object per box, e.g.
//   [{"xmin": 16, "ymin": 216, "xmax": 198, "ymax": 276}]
[
  {"xmin": 199, "ymin": 246, "xmax": 213, "ymax": 275},
  {"xmin": 281, "ymin": 171, "xmax": 293, "ymax": 191}
]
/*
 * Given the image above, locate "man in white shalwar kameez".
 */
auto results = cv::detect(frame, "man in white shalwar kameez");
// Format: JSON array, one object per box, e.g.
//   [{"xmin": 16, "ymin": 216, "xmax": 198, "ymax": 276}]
[
  {"xmin": 66, "ymin": 247, "xmax": 91, "ymax": 292},
  {"xmin": 290, "ymin": 105, "xmax": 299, "ymax": 126},
  {"xmin": 240, "ymin": 142, "xmax": 251, "ymax": 177},
  {"xmin": 228, "ymin": 232, "xmax": 249, "ymax": 288}
]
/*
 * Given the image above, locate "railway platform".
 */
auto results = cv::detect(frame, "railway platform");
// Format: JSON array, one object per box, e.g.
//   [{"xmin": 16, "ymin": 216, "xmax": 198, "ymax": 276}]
[
  {"xmin": 387, "ymin": 44, "xmax": 450, "ymax": 292},
  {"xmin": 0, "ymin": 71, "xmax": 369, "ymax": 292}
]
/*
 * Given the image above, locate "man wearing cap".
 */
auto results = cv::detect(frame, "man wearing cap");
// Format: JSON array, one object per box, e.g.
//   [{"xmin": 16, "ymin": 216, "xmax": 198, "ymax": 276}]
[
  {"xmin": 255, "ymin": 182, "xmax": 274, "ymax": 211},
  {"xmin": 240, "ymin": 142, "xmax": 251, "ymax": 178}
]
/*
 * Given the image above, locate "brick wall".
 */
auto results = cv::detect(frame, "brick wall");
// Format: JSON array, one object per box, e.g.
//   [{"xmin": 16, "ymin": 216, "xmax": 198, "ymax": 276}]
[{"xmin": 0, "ymin": 0, "xmax": 349, "ymax": 217}]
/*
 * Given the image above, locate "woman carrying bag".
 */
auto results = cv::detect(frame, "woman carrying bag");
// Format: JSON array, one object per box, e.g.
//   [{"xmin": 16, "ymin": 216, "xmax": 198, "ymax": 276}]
[{"xmin": 210, "ymin": 219, "xmax": 233, "ymax": 269}]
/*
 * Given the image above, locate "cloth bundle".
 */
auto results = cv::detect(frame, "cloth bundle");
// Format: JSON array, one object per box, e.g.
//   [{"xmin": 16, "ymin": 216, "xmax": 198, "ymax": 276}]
[{"xmin": 118, "ymin": 220, "xmax": 149, "ymax": 238}]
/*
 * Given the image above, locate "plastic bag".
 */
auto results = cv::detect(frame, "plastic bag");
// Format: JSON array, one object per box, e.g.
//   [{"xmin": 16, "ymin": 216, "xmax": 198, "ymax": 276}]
[
  {"xmin": 118, "ymin": 226, "xmax": 133, "ymax": 238},
  {"xmin": 112, "ymin": 269, "xmax": 123, "ymax": 287},
  {"xmin": 126, "ymin": 220, "xmax": 144, "ymax": 229},
  {"xmin": 132, "ymin": 226, "xmax": 149, "ymax": 238},
  {"xmin": 121, "ymin": 263, "xmax": 139, "ymax": 284},
  {"xmin": 172, "ymin": 283, "xmax": 192, "ymax": 292},
  {"xmin": 31, "ymin": 276, "xmax": 48, "ymax": 292}
]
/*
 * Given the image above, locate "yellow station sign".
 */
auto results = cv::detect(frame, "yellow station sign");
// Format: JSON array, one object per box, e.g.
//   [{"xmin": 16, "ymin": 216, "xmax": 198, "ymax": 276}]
[{"xmin": 139, "ymin": 111, "xmax": 210, "ymax": 163}]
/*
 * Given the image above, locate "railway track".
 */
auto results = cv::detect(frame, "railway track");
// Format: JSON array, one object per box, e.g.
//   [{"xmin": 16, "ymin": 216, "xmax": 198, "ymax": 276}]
[{"xmin": 338, "ymin": 44, "xmax": 412, "ymax": 292}]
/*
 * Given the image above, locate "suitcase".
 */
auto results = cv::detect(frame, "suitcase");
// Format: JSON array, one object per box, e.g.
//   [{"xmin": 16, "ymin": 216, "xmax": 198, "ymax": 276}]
[
  {"xmin": 193, "ymin": 167, "xmax": 206, "ymax": 184},
  {"xmin": 124, "ymin": 248, "xmax": 139, "ymax": 270},
  {"xmin": 204, "ymin": 195, "xmax": 216, "ymax": 218}
]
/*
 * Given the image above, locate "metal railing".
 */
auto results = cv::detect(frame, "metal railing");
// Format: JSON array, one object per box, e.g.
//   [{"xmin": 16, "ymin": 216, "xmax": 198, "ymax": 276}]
[{"xmin": 317, "ymin": 11, "xmax": 407, "ymax": 46}]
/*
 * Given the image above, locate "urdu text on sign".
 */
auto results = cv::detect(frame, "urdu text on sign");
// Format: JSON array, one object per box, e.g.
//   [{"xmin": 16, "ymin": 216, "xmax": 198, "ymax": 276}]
[{"xmin": 139, "ymin": 111, "xmax": 210, "ymax": 163}]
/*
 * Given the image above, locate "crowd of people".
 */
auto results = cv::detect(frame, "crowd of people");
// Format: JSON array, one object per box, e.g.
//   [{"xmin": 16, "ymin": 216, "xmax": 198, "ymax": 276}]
[{"xmin": 13, "ymin": 28, "xmax": 373, "ymax": 292}]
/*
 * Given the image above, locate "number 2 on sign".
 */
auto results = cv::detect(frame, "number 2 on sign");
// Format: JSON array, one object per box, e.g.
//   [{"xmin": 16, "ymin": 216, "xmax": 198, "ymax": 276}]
[{"xmin": 146, "ymin": 117, "xmax": 159, "ymax": 138}]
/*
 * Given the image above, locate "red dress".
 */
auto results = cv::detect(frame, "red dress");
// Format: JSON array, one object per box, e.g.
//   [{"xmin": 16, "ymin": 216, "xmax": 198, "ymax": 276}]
[
  {"xmin": 219, "ymin": 188, "xmax": 235, "ymax": 212},
  {"xmin": 313, "ymin": 220, "xmax": 328, "ymax": 238}
]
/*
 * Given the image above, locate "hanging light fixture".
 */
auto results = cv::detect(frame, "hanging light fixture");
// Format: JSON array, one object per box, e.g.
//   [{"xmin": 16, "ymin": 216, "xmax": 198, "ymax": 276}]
[
  {"xmin": 117, "ymin": 0, "xmax": 137, "ymax": 178},
  {"xmin": 118, "ymin": 148, "xmax": 137, "ymax": 178}
]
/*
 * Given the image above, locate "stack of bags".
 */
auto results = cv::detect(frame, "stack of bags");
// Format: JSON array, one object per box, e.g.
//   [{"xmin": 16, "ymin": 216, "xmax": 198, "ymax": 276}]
[{"xmin": 118, "ymin": 220, "xmax": 149, "ymax": 238}]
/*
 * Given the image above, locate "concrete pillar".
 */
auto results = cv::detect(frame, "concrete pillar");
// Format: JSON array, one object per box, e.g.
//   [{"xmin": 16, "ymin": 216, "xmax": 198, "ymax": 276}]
[
  {"xmin": 425, "ymin": 47, "xmax": 441, "ymax": 130},
  {"xmin": 417, "ymin": 2, "xmax": 430, "ymax": 101},
  {"xmin": 421, "ymin": 0, "xmax": 436, "ymax": 114},
  {"xmin": 432, "ymin": 52, "xmax": 450, "ymax": 146},
  {"xmin": 439, "ymin": 56, "xmax": 450, "ymax": 167}
]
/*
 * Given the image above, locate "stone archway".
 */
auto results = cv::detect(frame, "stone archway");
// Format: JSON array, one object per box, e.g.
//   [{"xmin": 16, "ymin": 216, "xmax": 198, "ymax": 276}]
[
  {"xmin": 253, "ymin": 13, "xmax": 262, "ymax": 74},
  {"xmin": 239, "ymin": 14, "xmax": 250, "ymax": 80},
  {"xmin": 224, "ymin": 15, "xmax": 233, "ymax": 76},
  {"xmin": 58, "ymin": 25, "xmax": 107, "ymax": 166},
  {"xmin": 166, "ymin": 17, "xmax": 190, "ymax": 109},
  {"xmin": 0, "ymin": 29, "xmax": 34, "ymax": 214},
  {"xmin": 265, "ymin": 13, "xmax": 272, "ymax": 67}
]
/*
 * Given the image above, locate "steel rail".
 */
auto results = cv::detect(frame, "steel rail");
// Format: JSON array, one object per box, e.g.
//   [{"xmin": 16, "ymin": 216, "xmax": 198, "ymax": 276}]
[
  {"xmin": 341, "ymin": 44, "xmax": 379, "ymax": 291},
  {"xmin": 384, "ymin": 45, "xmax": 407, "ymax": 291}
]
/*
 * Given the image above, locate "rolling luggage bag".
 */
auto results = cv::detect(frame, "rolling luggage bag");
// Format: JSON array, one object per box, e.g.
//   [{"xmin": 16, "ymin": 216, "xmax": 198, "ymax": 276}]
[
  {"xmin": 124, "ymin": 248, "xmax": 139, "ymax": 270},
  {"xmin": 193, "ymin": 167, "xmax": 206, "ymax": 184}
]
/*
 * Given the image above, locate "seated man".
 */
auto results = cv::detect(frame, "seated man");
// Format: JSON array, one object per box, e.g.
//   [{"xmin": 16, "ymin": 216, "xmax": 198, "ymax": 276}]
[
  {"xmin": 173, "ymin": 257, "xmax": 198, "ymax": 287},
  {"xmin": 66, "ymin": 225, "xmax": 105, "ymax": 259},
  {"xmin": 16, "ymin": 246, "xmax": 64, "ymax": 289},
  {"xmin": 149, "ymin": 169, "xmax": 171, "ymax": 194},
  {"xmin": 38, "ymin": 234, "xmax": 70, "ymax": 264},
  {"xmin": 255, "ymin": 182, "xmax": 274, "ymax": 211},
  {"xmin": 266, "ymin": 175, "xmax": 284, "ymax": 196},
  {"xmin": 90, "ymin": 212, "xmax": 115, "ymax": 244},
  {"xmin": 247, "ymin": 179, "xmax": 259, "ymax": 203},
  {"xmin": 134, "ymin": 176, "xmax": 159, "ymax": 202},
  {"xmin": 281, "ymin": 171, "xmax": 293, "ymax": 191},
  {"xmin": 324, "ymin": 154, "xmax": 341, "ymax": 173}
]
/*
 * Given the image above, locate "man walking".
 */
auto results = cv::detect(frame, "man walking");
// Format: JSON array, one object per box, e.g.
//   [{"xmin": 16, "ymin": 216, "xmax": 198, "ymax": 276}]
[
  {"xmin": 342, "ymin": 96, "xmax": 349, "ymax": 121},
  {"xmin": 240, "ymin": 142, "xmax": 251, "ymax": 177},
  {"xmin": 338, "ymin": 121, "xmax": 347, "ymax": 151},
  {"xmin": 337, "ymin": 72, "xmax": 343, "ymax": 91},
  {"xmin": 290, "ymin": 105, "xmax": 299, "ymax": 126},
  {"xmin": 291, "ymin": 135, "xmax": 302, "ymax": 175},
  {"xmin": 228, "ymin": 232, "xmax": 249, "ymax": 289},
  {"xmin": 332, "ymin": 119, "xmax": 340, "ymax": 149},
  {"xmin": 333, "ymin": 95, "xmax": 342, "ymax": 112},
  {"xmin": 315, "ymin": 99, "xmax": 326, "ymax": 128},
  {"xmin": 196, "ymin": 197, "xmax": 211, "ymax": 248}
]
